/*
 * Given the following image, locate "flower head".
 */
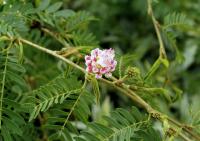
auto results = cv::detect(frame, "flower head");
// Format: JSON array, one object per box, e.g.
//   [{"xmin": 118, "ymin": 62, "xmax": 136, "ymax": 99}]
[{"xmin": 85, "ymin": 48, "xmax": 117, "ymax": 78}]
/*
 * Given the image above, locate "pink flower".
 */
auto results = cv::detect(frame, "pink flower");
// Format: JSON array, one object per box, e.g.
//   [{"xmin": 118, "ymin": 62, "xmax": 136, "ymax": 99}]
[{"xmin": 85, "ymin": 48, "xmax": 117, "ymax": 79}]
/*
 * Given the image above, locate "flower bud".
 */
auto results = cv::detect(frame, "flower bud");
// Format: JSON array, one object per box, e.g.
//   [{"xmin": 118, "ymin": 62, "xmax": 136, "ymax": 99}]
[{"xmin": 126, "ymin": 67, "xmax": 140, "ymax": 77}]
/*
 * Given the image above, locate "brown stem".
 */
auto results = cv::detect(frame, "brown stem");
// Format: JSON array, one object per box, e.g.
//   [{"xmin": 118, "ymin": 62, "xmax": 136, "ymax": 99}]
[{"xmin": 168, "ymin": 117, "xmax": 200, "ymax": 141}]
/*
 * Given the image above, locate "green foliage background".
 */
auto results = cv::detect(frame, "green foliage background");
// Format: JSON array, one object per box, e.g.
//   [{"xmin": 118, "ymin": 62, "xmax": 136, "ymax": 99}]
[{"xmin": 0, "ymin": 0, "xmax": 199, "ymax": 141}]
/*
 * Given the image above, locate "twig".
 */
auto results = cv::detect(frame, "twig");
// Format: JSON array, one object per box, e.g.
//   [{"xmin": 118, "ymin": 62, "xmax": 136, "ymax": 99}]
[
  {"xmin": 147, "ymin": 0, "xmax": 166, "ymax": 58},
  {"xmin": 179, "ymin": 132, "xmax": 193, "ymax": 141}
]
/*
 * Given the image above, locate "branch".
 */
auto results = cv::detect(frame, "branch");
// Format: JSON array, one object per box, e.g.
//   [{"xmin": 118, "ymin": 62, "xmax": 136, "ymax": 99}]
[
  {"xmin": 168, "ymin": 117, "xmax": 200, "ymax": 141},
  {"xmin": 18, "ymin": 37, "xmax": 200, "ymax": 141},
  {"xmin": 19, "ymin": 38, "xmax": 86, "ymax": 73}
]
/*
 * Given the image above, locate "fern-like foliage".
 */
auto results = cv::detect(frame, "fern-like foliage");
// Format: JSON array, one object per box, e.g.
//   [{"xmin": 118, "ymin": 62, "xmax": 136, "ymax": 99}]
[
  {"xmin": 75, "ymin": 107, "xmax": 161, "ymax": 141},
  {"xmin": 31, "ymin": 1, "xmax": 98, "ymax": 48},
  {"xmin": 0, "ymin": 2, "xmax": 35, "ymax": 36},
  {"xmin": 161, "ymin": 12, "xmax": 188, "ymax": 64},
  {"xmin": 64, "ymin": 11, "xmax": 96, "ymax": 32},
  {"xmin": 21, "ymin": 73, "xmax": 95, "ymax": 140},
  {"xmin": 34, "ymin": 1, "xmax": 96, "ymax": 34},
  {"xmin": 22, "ymin": 75, "xmax": 84, "ymax": 121},
  {"xmin": 72, "ymin": 30, "xmax": 98, "ymax": 46},
  {"xmin": 163, "ymin": 12, "xmax": 187, "ymax": 30},
  {"xmin": 0, "ymin": 45, "xmax": 26, "ymax": 141},
  {"xmin": 45, "ymin": 90, "xmax": 94, "ymax": 141},
  {"xmin": 162, "ymin": 30, "xmax": 184, "ymax": 63}
]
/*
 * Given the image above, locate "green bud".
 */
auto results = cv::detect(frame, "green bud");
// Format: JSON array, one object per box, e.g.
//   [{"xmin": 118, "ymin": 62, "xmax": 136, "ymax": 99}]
[{"xmin": 126, "ymin": 67, "xmax": 140, "ymax": 77}]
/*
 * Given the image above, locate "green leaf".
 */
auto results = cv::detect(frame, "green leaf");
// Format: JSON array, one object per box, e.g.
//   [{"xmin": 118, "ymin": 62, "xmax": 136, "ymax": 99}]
[
  {"xmin": 3, "ymin": 98, "xmax": 22, "ymax": 110},
  {"xmin": 130, "ymin": 107, "xmax": 143, "ymax": 121},
  {"xmin": 7, "ymin": 62, "xmax": 26, "ymax": 73},
  {"xmin": 29, "ymin": 105, "xmax": 41, "ymax": 121},
  {"xmin": 37, "ymin": 0, "xmax": 50, "ymax": 11},
  {"xmin": 3, "ymin": 108, "xmax": 25, "ymax": 125},
  {"xmin": 7, "ymin": 70, "xmax": 26, "ymax": 86},
  {"xmin": 3, "ymin": 116, "xmax": 23, "ymax": 135},
  {"xmin": 55, "ymin": 9, "xmax": 75, "ymax": 18},
  {"xmin": 91, "ymin": 77, "xmax": 100, "ymax": 104},
  {"xmin": 65, "ymin": 11, "xmax": 96, "ymax": 32},
  {"xmin": 89, "ymin": 123, "xmax": 114, "ymax": 138},
  {"xmin": 135, "ymin": 127, "xmax": 162, "ymax": 141},
  {"xmin": 163, "ymin": 12, "xmax": 187, "ymax": 29},
  {"xmin": 24, "ymin": 75, "xmax": 83, "ymax": 121},
  {"xmin": 46, "ymin": 2, "xmax": 63, "ymax": 13},
  {"xmin": 162, "ymin": 30, "xmax": 184, "ymax": 64},
  {"xmin": 80, "ymin": 132, "xmax": 100, "ymax": 141},
  {"xmin": 2, "ymin": 126, "xmax": 12, "ymax": 141},
  {"xmin": 144, "ymin": 58, "xmax": 161, "ymax": 81},
  {"xmin": 74, "ymin": 137, "xmax": 86, "ymax": 141},
  {"xmin": 43, "ymin": 89, "xmax": 94, "ymax": 140},
  {"xmin": 72, "ymin": 30, "xmax": 98, "ymax": 46},
  {"xmin": 144, "ymin": 57, "xmax": 169, "ymax": 81},
  {"xmin": 79, "ymin": 107, "xmax": 149, "ymax": 141},
  {"xmin": 15, "ymin": 41, "xmax": 24, "ymax": 63}
]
